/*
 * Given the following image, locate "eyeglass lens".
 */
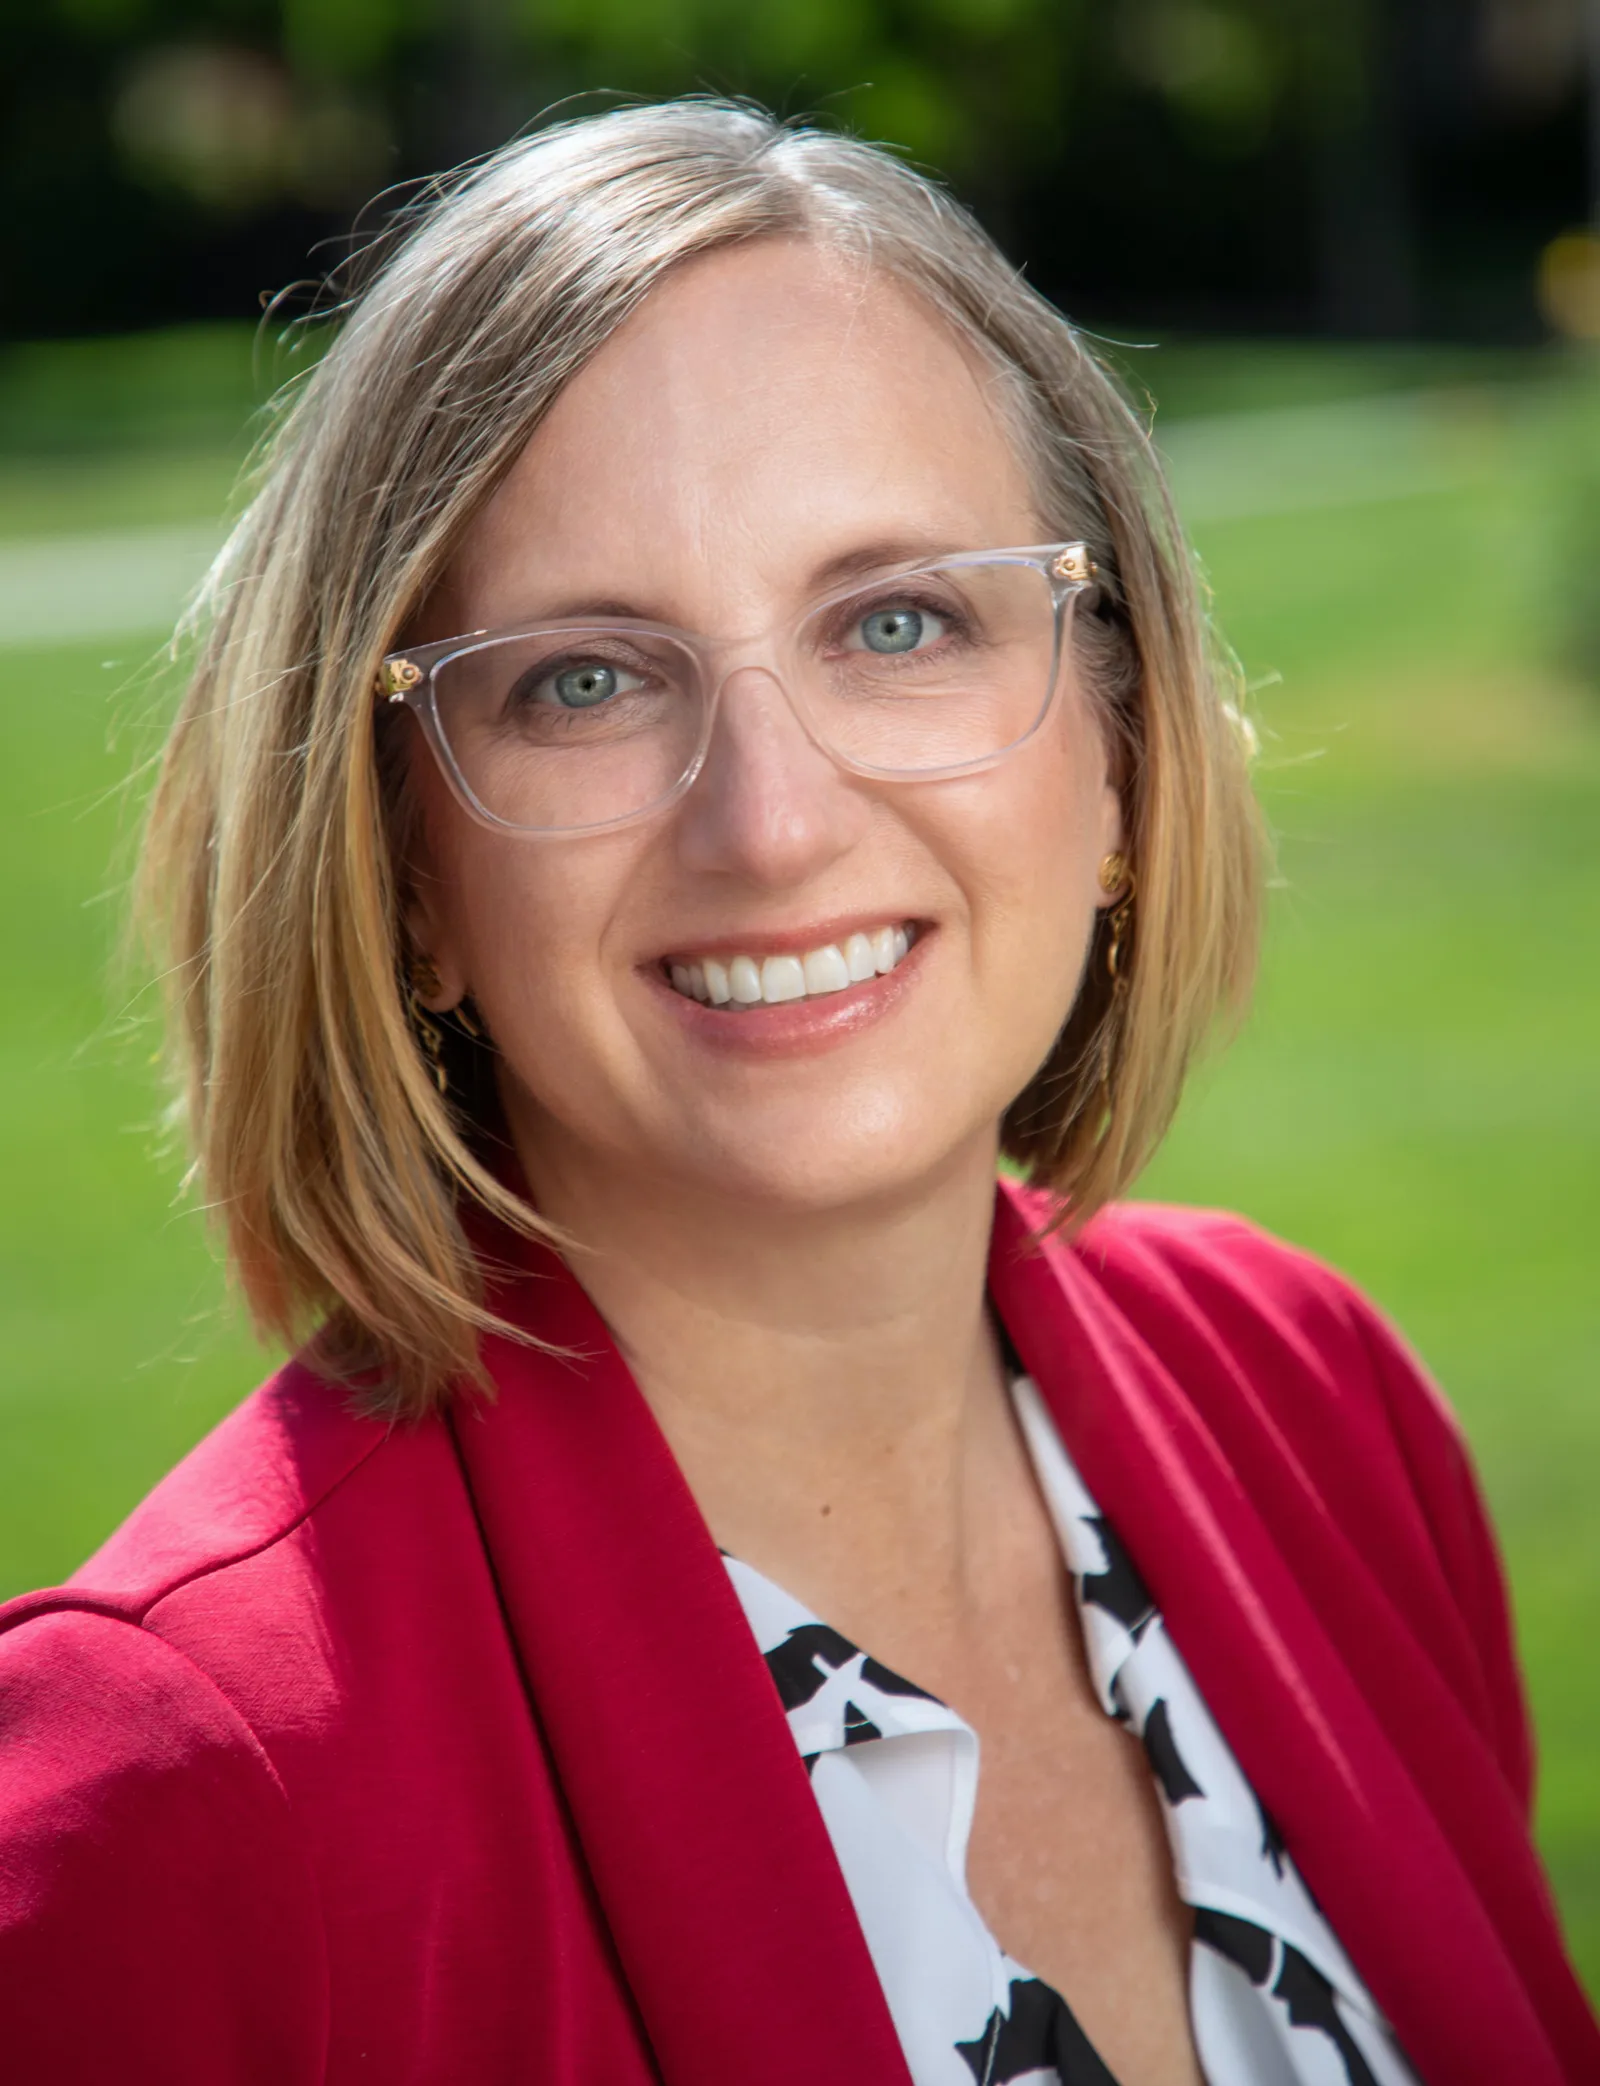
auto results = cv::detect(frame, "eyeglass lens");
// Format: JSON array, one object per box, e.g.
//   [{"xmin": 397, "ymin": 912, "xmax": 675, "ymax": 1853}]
[{"xmin": 428, "ymin": 558, "xmax": 1063, "ymax": 833}]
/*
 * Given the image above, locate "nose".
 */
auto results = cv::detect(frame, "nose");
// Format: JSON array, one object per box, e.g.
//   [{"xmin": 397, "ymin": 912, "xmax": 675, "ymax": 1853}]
[{"xmin": 671, "ymin": 664, "xmax": 871, "ymax": 887}]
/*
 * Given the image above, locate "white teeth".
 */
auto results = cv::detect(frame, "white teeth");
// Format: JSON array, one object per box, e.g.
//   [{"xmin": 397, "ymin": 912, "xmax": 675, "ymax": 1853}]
[
  {"xmin": 728, "ymin": 955, "xmax": 764, "ymax": 1004},
  {"xmin": 803, "ymin": 944, "xmax": 851, "ymax": 996},
  {"xmin": 844, "ymin": 932, "xmax": 877, "ymax": 983},
  {"xmin": 668, "ymin": 924, "xmax": 917, "ymax": 1008},
  {"xmin": 760, "ymin": 954, "xmax": 807, "ymax": 1003}
]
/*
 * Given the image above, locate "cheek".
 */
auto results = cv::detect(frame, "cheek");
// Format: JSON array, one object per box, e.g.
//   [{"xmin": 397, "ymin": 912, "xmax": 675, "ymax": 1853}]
[
  {"xmin": 423, "ymin": 802, "xmax": 657, "ymax": 1117},
  {"xmin": 443, "ymin": 839, "xmax": 603, "ymax": 1016}
]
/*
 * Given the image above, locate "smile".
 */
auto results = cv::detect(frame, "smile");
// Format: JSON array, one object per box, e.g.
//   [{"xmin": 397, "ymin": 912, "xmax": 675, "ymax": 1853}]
[{"xmin": 665, "ymin": 924, "xmax": 917, "ymax": 1008}]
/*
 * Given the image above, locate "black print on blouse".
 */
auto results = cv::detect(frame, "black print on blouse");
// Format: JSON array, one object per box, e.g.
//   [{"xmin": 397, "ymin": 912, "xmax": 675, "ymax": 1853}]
[
  {"xmin": 762, "ymin": 1624, "xmax": 937, "ymax": 1714},
  {"xmin": 859, "ymin": 1653, "xmax": 940, "ymax": 1701},
  {"xmin": 1141, "ymin": 1698, "xmax": 1204, "ymax": 1806},
  {"xmin": 763, "ymin": 1624, "xmax": 861, "ymax": 1710},
  {"xmin": 1274, "ymin": 1946, "xmax": 1382, "ymax": 2086},
  {"xmin": 843, "ymin": 1701, "xmax": 883, "ymax": 1745},
  {"xmin": 956, "ymin": 1977, "xmax": 1119, "ymax": 2086},
  {"xmin": 1195, "ymin": 1906, "xmax": 1275, "ymax": 1986},
  {"xmin": 1256, "ymin": 1793, "xmax": 1289, "ymax": 1878},
  {"xmin": 1197, "ymin": 1911, "xmax": 1381, "ymax": 2086},
  {"xmin": 1079, "ymin": 1517, "xmax": 1156, "ymax": 1640},
  {"xmin": 1106, "ymin": 1670, "xmax": 1134, "ymax": 1727}
]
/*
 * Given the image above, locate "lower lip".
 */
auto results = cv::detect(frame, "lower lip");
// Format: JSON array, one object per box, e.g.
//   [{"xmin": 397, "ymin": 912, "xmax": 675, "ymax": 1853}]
[{"xmin": 646, "ymin": 931, "xmax": 932, "ymax": 1059}]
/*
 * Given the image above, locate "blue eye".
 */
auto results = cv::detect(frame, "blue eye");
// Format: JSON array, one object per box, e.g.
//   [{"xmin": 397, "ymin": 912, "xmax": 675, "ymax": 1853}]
[
  {"xmin": 540, "ymin": 662, "xmax": 623, "ymax": 708},
  {"xmin": 522, "ymin": 659, "xmax": 650, "ymax": 709},
  {"xmin": 854, "ymin": 604, "xmax": 944, "ymax": 655}
]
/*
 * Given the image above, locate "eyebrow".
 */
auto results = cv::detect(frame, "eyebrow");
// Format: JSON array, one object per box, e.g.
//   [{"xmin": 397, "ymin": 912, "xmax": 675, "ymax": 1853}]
[
  {"xmin": 805, "ymin": 535, "xmax": 967, "ymax": 592},
  {"xmin": 515, "ymin": 596, "xmax": 648, "ymax": 624},
  {"xmin": 485, "ymin": 535, "xmax": 972, "ymax": 633}
]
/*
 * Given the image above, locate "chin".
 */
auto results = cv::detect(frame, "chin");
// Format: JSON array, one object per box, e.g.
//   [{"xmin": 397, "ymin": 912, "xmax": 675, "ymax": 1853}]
[{"xmin": 660, "ymin": 1090, "xmax": 998, "ymax": 1219}]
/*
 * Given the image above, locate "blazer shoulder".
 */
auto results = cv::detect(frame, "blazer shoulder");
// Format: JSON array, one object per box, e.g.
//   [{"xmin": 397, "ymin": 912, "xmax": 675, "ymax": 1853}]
[
  {"xmin": 1073, "ymin": 1195, "xmax": 1357, "ymax": 1307},
  {"xmin": 1067, "ymin": 1196, "xmax": 1435, "ymax": 1389},
  {"xmin": 1002, "ymin": 1183, "xmax": 1450, "ymax": 1466},
  {"xmin": 1066, "ymin": 1196, "xmax": 1482, "ymax": 1465},
  {"xmin": 0, "ymin": 1602, "xmax": 291, "ymax": 1807},
  {"xmin": 39, "ymin": 1356, "xmax": 391, "ymax": 1623},
  {"xmin": 0, "ymin": 1605, "xmax": 328, "ymax": 2076}
]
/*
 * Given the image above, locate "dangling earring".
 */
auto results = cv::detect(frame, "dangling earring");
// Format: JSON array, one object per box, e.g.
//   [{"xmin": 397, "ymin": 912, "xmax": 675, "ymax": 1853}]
[
  {"xmin": 1104, "ymin": 886, "xmax": 1134, "ymax": 985},
  {"xmin": 407, "ymin": 956, "xmax": 449, "ymax": 1095},
  {"xmin": 1096, "ymin": 857, "xmax": 1136, "ymax": 1117},
  {"xmin": 1097, "ymin": 852, "xmax": 1134, "ymax": 980}
]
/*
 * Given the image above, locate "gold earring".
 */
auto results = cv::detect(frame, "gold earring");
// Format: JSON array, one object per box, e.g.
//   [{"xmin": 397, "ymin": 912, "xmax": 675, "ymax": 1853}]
[
  {"xmin": 407, "ymin": 959, "xmax": 448, "ymax": 1095},
  {"xmin": 1098, "ymin": 851, "xmax": 1128, "ymax": 897},
  {"xmin": 1096, "ymin": 870, "xmax": 1136, "ymax": 1118},
  {"xmin": 1104, "ymin": 880, "xmax": 1135, "ymax": 983}
]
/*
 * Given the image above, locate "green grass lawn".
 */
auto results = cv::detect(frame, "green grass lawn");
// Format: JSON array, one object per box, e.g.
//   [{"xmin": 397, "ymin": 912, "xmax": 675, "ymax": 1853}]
[
  {"xmin": 1, "ymin": 326, "xmax": 1596, "ymax": 1996},
  {"xmin": 1145, "ymin": 395, "xmax": 1600, "ymax": 1987}
]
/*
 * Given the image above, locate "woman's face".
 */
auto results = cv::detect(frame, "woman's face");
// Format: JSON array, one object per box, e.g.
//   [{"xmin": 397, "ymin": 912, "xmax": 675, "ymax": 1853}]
[{"xmin": 408, "ymin": 240, "xmax": 1123, "ymax": 1216}]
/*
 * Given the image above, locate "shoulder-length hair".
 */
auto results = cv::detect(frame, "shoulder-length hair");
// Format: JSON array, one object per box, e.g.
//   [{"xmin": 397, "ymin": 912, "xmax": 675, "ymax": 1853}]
[{"xmin": 139, "ymin": 98, "xmax": 1263, "ymax": 1415}]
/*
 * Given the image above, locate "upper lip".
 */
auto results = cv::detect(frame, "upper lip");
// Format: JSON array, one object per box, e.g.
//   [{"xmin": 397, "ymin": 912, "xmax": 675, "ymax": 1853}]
[{"xmin": 650, "ymin": 912, "xmax": 926, "ymax": 966}]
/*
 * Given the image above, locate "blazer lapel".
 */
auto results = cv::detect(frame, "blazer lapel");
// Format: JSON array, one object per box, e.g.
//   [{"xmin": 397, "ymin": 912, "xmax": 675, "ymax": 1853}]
[
  {"xmin": 987, "ymin": 1178, "xmax": 1568, "ymax": 2086},
  {"xmin": 447, "ymin": 1230, "xmax": 912, "ymax": 2086}
]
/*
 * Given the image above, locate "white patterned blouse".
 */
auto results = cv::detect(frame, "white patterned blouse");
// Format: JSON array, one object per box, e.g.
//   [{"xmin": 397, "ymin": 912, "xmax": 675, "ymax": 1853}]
[{"xmin": 724, "ymin": 1374, "xmax": 1422, "ymax": 2086}]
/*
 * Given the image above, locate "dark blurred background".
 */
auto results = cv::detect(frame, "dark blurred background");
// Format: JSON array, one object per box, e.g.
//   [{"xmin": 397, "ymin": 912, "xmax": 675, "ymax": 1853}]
[
  {"xmin": 6, "ymin": 0, "xmax": 1600, "ymax": 345},
  {"xmin": 2, "ymin": 0, "xmax": 1598, "ymax": 2001}
]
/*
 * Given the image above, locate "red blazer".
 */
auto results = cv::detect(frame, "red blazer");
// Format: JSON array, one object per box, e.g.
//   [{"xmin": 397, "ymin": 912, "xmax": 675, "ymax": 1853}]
[{"xmin": 1, "ymin": 1184, "xmax": 1594, "ymax": 2084}]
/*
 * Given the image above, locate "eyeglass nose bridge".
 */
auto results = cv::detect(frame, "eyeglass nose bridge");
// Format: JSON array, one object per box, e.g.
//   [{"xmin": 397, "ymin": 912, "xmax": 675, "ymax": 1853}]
[{"xmin": 686, "ymin": 642, "xmax": 855, "ymax": 791}]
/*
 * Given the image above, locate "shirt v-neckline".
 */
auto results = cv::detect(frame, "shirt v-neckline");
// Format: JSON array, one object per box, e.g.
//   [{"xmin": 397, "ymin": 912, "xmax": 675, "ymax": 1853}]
[{"xmin": 721, "ymin": 1374, "xmax": 1412, "ymax": 2086}]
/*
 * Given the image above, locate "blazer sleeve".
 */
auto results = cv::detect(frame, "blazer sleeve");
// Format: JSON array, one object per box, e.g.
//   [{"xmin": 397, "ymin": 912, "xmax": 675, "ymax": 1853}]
[
  {"xmin": 0, "ymin": 1604, "xmax": 328, "ymax": 2084},
  {"xmin": 1335, "ymin": 1281, "xmax": 1538, "ymax": 1816}
]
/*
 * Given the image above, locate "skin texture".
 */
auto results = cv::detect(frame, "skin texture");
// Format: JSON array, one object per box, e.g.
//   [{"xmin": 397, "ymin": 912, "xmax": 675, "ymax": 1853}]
[{"xmin": 408, "ymin": 240, "xmax": 1204, "ymax": 2086}]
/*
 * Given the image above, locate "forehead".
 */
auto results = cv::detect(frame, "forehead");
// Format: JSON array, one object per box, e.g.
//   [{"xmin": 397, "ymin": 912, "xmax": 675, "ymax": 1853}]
[{"xmin": 444, "ymin": 240, "xmax": 1042, "ymax": 631}]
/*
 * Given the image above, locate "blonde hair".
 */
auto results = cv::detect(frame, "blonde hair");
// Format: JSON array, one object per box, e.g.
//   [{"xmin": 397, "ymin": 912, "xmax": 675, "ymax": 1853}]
[{"xmin": 139, "ymin": 99, "xmax": 1263, "ymax": 1415}]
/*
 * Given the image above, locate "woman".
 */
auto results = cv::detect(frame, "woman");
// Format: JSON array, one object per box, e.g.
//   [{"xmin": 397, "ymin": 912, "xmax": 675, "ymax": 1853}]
[{"xmin": 0, "ymin": 101, "xmax": 1592, "ymax": 2086}]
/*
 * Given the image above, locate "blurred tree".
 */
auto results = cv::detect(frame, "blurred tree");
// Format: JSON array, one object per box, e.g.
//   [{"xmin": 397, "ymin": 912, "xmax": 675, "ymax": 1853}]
[
  {"xmin": 0, "ymin": 0, "xmax": 1592, "ymax": 346},
  {"xmin": 1295, "ymin": 0, "xmax": 1419, "ymax": 335}
]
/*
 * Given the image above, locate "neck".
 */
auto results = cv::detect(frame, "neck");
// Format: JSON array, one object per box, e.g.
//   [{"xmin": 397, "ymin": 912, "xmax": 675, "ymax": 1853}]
[{"xmin": 512, "ymin": 1117, "xmax": 1019, "ymax": 1612}]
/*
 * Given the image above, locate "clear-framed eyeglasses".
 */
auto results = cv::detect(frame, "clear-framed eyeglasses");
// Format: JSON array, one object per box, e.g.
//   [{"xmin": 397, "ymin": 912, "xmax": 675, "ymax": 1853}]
[{"xmin": 376, "ymin": 541, "xmax": 1099, "ymax": 839}]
